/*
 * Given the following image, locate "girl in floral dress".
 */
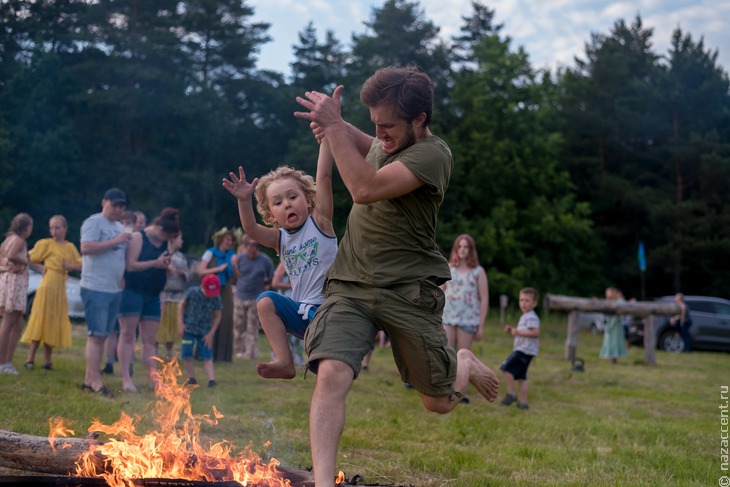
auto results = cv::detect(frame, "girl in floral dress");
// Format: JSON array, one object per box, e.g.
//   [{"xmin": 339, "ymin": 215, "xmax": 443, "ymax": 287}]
[
  {"xmin": 441, "ymin": 234, "xmax": 489, "ymax": 352},
  {"xmin": 0, "ymin": 213, "xmax": 34, "ymax": 375},
  {"xmin": 21, "ymin": 215, "xmax": 82, "ymax": 370}
]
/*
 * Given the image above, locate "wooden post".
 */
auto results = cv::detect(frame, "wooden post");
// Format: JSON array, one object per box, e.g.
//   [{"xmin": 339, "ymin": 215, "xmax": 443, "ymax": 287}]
[
  {"xmin": 644, "ymin": 315, "xmax": 657, "ymax": 365},
  {"xmin": 565, "ymin": 310, "xmax": 579, "ymax": 361},
  {"xmin": 499, "ymin": 294, "xmax": 508, "ymax": 325}
]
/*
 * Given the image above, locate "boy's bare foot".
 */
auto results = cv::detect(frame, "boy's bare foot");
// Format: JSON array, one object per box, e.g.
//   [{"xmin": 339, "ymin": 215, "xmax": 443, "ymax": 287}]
[
  {"xmin": 458, "ymin": 349, "xmax": 499, "ymax": 402},
  {"xmin": 256, "ymin": 360, "xmax": 296, "ymax": 379}
]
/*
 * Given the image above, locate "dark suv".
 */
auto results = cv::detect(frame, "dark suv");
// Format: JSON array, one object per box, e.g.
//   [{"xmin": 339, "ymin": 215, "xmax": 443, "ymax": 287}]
[{"xmin": 628, "ymin": 296, "xmax": 730, "ymax": 352}]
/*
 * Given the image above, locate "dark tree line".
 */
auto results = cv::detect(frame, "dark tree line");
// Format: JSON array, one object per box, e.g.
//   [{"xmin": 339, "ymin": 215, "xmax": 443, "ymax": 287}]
[{"xmin": 0, "ymin": 0, "xmax": 728, "ymax": 302}]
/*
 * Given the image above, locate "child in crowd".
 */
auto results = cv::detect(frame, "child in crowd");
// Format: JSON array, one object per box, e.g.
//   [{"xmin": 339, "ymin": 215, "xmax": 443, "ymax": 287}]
[
  {"xmin": 222, "ymin": 138, "xmax": 337, "ymax": 379},
  {"xmin": 133, "ymin": 211, "xmax": 146, "ymax": 232},
  {"xmin": 156, "ymin": 233, "xmax": 188, "ymax": 360},
  {"xmin": 0, "ymin": 213, "xmax": 33, "ymax": 375},
  {"xmin": 178, "ymin": 274, "xmax": 222, "ymax": 387},
  {"xmin": 500, "ymin": 287, "xmax": 540, "ymax": 409},
  {"xmin": 21, "ymin": 215, "xmax": 82, "ymax": 370}
]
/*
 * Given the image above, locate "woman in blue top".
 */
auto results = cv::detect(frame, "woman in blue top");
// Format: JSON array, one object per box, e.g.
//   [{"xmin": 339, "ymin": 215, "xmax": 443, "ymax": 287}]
[
  {"xmin": 198, "ymin": 228, "xmax": 237, "ymax": 362},
  {"xmin": 118, "ymin": 208, "xmax": 180, "ymax": 392}
]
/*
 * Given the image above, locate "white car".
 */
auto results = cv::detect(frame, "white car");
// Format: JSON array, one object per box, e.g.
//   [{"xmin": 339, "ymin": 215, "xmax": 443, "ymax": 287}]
[{"xmin": 26, "ymin": 267, "xmax": 85, "ymax": 320}]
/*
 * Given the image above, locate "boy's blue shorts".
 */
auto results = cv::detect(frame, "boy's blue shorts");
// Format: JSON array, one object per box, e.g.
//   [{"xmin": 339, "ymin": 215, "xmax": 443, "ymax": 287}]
[
  {"xmin": 180, "ymin": 332, "xmax": 214, "ymax": 361},
  {"xmin": 256, "ymin": 291, "xmax": 318, "ymax": 339},
  {"xmin": 500, "ymin": 350, "xmax": 534, "ymax": 380}
]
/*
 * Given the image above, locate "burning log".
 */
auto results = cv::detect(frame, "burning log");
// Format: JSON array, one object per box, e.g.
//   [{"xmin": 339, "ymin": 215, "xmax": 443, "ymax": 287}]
[
  {"xmin": 0, "ymin": 429, "xmax": 315, "ymax": 486},
  {"xmin": 0, "ymin": 429, "xmax": 104, "ymax": 475}
]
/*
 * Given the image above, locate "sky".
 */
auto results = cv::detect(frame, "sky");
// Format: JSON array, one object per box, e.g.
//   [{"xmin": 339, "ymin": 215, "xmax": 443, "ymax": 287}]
[{"xmin": 247, "ymin": 0, "xmax": 730, "ymax": 78}]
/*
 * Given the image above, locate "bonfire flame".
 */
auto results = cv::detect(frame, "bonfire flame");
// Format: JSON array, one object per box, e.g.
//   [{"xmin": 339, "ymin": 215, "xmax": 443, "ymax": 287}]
[
  {"xmin": 52, "ymin": 359, "xmax": 290, "ymax": 487},
  {"xmin": 48, "ymin": 417, "xmax": 75, "ymax": 451}
]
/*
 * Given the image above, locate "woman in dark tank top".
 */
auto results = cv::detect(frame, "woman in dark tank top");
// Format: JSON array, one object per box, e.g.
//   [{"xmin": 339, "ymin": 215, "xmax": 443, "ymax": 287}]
[{"xmin": 117, "ymin": 208, "xmax": 181, "ymax": 393}]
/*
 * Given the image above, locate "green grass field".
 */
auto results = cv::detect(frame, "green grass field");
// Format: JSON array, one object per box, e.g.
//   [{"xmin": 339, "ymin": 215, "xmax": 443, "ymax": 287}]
[{"xmin": 0, "ymin": 313, "xmax": 726, "ymax": 486}]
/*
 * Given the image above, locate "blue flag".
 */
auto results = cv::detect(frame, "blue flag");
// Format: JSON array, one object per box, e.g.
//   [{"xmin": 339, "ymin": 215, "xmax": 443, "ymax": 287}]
[{"xmin": 638, "ymin": 241, "xmax": 647, "ymax": 272}]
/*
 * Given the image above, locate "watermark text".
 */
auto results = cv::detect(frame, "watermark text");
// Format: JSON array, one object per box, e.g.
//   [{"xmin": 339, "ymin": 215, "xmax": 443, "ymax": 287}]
[{"xmin": 720, "ymin": 385, "xmax": 728, "ymax": 486}]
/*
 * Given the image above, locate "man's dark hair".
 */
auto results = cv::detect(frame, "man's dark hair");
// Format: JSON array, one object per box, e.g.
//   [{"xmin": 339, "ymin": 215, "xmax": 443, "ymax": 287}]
[{"xmin": 360, "ymin": 65, "xmax": 434, "ymax": 127}]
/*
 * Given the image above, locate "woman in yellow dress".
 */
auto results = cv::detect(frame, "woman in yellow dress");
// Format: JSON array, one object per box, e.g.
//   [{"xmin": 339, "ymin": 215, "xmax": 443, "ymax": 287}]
[{"xmin": 21, "ymin": 215, "xmax": 82, "ymax": 370}]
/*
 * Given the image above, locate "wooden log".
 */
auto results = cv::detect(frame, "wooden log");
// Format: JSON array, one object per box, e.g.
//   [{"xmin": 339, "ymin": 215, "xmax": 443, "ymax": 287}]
[
  {"xmin": 0, "ymin": 430, "xmax": 314, "ymax": 486},
  {"xmin": 544, "ymin": 294, "xmax": 679, "ymax": 317},
  {"xmin": 0, "ymin": 430, "xmax": 102, "ymax": 475}
]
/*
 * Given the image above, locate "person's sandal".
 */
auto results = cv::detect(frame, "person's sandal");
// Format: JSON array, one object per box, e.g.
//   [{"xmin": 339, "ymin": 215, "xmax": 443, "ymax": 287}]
[
  {"xmin": 41, "ymin": 363, "xmax": 53, "ymax": 370},
  {"xmin": 23, "ymin": 361, "xmax": 34, "ymax": 370},
  {"xmin": 94, "ymin": 386, "xmax": 112, "ymax": 397},
  {"xmin": 81, "ymin": 383, "xmax": 112, "ymax": 397}
]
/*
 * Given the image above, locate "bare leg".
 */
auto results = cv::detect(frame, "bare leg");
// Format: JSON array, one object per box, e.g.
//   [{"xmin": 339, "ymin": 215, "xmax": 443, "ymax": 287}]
[
  {"xmin": 204, "ymin": 359, "xmax": 215, "ymax": 382},
  {"xmin": 117, "ymin": 315, "xmax": 139, "ymax": 390},
  {"xmin": 256, "ymin": 297, "xmax": 295, "ymax": 379},
  {"xmin": 310, "ymin": 359, "xmax": 354, "ymax": 487},
  {"xmin": 5, "ymin": 311, "xmax": 24, "ymax": 364},
  {"xmin": 503, "ymin": 371, "xmax": 516, "ymax": 395},
  {"xmin": 26, "ymin": 340, "xmax": 40, "ymax": 365},
  {"xmin": 421, "ymin": 349, "xmax": 499, "ymax": 414},
  {"xmin": 84, "ymin": 335, "xmax": 106, "ymax": 390},
  {"xmin": 455, "ymin": 328, "xmax": 475, "ymax": 351},
  {"xmin": 183, "ymin": 359, "xmax": 195, "ymax": 381},
  {"xmin": 103, "ymin": 329, "xmax": 118, "ymax": 367},
  {"xmin": 377, "ymin": 331, "xmax": 389, "ymax": 348},
  {"xmin": 139, "ymin": 319, "xmax": 161, "ymax": 387},
  {"xmin": 43, "ymin": 344, "xmax": 53, "ymax": 367},
  {"xmin": 0, "ymin": 310, "xmax": 11, "ymax": 364},
  {"xmin": 518, "ymin": 379, "xmax": 529, "ymax": 404}
]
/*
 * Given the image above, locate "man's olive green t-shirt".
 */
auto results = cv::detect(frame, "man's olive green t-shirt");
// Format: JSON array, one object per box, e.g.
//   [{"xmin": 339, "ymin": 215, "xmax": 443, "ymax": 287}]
[{"xmin": 327, "ymin": 135, "xmax": 452, "ymax": 286}]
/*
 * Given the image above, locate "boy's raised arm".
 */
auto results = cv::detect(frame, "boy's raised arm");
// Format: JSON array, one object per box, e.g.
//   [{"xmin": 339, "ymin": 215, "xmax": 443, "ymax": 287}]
[
  {"xmin": 313, "ymin": 138, "xmax": 335, "ymax": 236},
  {"xmin": 222, "ymin": 166, "xmax": 279, "ymax": 251}
]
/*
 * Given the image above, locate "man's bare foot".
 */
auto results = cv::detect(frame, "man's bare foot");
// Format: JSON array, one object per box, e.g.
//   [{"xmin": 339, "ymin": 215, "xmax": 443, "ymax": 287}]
[
  {"xmin": 256, "ymin": 360, "xmax": 296, "ymax": 379},
  {"xmin": 458, "ymin": 349, "xmax": 499, "ymax": 402}
]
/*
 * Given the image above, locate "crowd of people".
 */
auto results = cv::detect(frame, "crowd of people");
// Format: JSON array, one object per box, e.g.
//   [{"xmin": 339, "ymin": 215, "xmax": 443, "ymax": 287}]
[
  {"xmin": 0, "ymin": 188, "xmax": 297, "ymax": 393},
  {"xmin": 0, "ymin": 65, "xmax": 692, "ymax": 487}
]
